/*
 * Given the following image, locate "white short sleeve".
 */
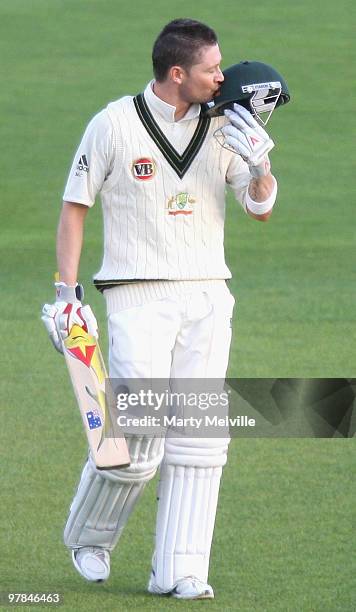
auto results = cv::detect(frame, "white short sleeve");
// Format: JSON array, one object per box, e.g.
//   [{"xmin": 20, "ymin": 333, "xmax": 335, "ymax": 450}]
[{"xmin": 63, "ymin": 109, "xmax": 115, "ymax": 207}]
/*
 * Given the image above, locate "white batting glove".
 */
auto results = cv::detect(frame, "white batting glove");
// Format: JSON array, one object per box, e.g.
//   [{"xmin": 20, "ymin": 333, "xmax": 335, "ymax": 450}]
[
  {"xmin": 222, "ymin": 103, "xmax": 274, "ymax": 177},
  {"xmin": 41, "ymin": 282, "xmax": 98, "ymax": 354}
]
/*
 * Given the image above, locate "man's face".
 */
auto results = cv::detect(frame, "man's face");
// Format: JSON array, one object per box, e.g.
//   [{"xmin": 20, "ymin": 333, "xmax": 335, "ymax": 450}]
[{"xmin": 179, "ymin": 44, "xmax": 224, "ymax": 104}]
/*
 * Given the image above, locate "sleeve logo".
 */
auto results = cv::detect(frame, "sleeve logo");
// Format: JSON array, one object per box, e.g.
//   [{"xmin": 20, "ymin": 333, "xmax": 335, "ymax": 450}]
[{"xmin": 76, "ymin": 154, "xmax": 89, "ymax": 176}]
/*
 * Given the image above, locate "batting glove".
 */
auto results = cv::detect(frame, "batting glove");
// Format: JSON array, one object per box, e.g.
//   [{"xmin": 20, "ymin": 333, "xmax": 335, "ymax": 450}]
[
  {"xmin": 222, "ymin": 103, "xmax": 274, "ymax": 177},
  {"xmin": 41, "ymin": 282, "xmax": 98, "ymax": 354}
]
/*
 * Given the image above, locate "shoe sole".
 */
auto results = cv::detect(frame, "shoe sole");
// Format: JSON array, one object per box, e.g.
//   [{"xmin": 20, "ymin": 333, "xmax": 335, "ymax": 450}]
[
  {"xmin": 148, "ymin": 583, "xmax": 214, "ymax": 600},
  {"xmin": 172, "ymin": 593, "xmax": 214, "ymax": 600}
]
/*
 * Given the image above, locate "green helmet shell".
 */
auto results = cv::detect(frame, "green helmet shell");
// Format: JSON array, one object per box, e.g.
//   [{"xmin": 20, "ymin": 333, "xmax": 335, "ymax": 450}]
[{"xmin": 205, "ymin": 60, "xmax": 290, "ymax": 122}]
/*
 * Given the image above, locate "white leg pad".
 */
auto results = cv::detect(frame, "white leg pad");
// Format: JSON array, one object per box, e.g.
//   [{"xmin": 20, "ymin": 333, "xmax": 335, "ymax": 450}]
[
  {"xmin": 64, "ymin": 435, "xmax": 164, "ymax": 551},
  {"xmin": 153, "ymin": 437, "xmax": 230, "ymax": 590}
]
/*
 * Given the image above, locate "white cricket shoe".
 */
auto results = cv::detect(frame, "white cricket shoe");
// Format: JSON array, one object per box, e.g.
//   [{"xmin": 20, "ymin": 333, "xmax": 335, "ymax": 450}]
[
  {"xmin": 71, "ymin": 547, "xmax": 110, "ymax": 582},
  {"xmin": 148, "ymin": 572, "xmax": 214, "ymax": 599}
]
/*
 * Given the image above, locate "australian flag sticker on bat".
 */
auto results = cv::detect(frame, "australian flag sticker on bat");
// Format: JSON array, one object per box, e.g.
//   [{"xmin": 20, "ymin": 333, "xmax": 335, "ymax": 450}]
[{"xmin": 86, "ymin": 410, "xmax": 102, "ymax": 430}]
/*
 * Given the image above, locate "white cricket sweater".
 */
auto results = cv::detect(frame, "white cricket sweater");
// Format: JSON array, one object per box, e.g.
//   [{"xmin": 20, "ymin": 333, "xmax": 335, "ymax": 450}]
[{"xmin": 63, "ymin": 82, "xmax": 255, "ymax": 308}]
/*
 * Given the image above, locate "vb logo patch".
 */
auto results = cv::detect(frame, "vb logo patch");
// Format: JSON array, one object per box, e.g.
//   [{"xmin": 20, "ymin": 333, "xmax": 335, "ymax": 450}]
[{"xmin": 132, "ymin": 157, "xmax": 156, "ymax": 181}]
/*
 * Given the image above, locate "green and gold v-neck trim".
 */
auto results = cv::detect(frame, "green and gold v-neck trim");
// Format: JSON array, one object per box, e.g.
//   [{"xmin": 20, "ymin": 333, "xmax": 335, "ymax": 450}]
[{"xmin": 133, "ymin": 93, "xmax": 211, "ymax": 179}]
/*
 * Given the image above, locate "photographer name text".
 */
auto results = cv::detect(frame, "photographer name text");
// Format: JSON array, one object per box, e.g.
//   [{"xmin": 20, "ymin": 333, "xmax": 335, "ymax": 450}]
[{"xmin": 116, "ymin": 415, "xmax": 255, "ymax": 428}]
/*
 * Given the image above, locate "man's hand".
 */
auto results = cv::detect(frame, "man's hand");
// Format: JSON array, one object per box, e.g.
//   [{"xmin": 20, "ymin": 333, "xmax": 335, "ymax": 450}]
[
  {"xmin": 222, "ymin": 103, "xmax": 274, "ymax": 177},
  {"xmin": 41, "ymin": 282, "xmax": 98, "ymax": 353}
]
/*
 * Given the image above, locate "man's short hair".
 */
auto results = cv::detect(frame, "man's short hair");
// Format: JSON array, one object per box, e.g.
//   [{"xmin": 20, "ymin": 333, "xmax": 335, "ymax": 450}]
[{"xmin": 152, "ymin": 18, "xmax": 218, "ymax": 82}]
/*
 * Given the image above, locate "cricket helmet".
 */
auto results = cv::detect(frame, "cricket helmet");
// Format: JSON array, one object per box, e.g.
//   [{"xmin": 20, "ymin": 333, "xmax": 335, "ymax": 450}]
[{"xmin": 205, "ymin": 60, "xmax": 290, "ymax": 125}]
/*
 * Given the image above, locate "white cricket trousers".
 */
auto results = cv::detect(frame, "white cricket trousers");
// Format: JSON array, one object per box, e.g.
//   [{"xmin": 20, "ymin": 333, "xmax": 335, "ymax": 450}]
[{"xmin": 107, "ymin": 283, "xmax": 235, "ymax": 379}]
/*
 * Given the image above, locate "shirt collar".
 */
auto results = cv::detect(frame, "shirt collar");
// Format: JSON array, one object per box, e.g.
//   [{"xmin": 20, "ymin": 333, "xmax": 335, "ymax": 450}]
[{"xmin": 143, "ymin": 81, "xmax": 201, "ymax": 123}]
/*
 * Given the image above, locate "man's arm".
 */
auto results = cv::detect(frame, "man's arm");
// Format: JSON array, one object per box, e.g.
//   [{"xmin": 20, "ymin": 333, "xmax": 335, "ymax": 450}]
[
  {"xmin": 57, "ymin": 201, "xmax": 89, "ymax": 284},
  {"xmin": 42, "ymin": 108, "xmax": 114, "ymax": 352},
  {"xmin": 41, "ymin": 201, "xmax": 96, "ymax": 353}
]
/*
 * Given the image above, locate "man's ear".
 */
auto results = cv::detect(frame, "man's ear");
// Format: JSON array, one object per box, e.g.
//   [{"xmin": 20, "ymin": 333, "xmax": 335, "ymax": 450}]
[{"xmin": 170, "ymin": 66, "xmax": 185, "ymax": 84}]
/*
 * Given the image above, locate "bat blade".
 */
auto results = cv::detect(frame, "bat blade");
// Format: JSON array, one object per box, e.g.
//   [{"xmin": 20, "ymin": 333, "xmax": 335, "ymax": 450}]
[{"xmin": 63, "ymin": 324, "xmax": 130, "ymax": 469}]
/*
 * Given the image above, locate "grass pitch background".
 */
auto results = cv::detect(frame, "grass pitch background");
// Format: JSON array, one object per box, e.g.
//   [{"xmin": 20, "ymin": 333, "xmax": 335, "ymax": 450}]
[{"xmin": 1, "ymin": 1, "xmax": 355, "ymax": 610}]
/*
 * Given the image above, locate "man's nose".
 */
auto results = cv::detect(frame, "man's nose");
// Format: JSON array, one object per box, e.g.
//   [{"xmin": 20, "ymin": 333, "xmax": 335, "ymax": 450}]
[{"xmin": 216, "ymin": 68, "xmax": 224, "ymax": 83}]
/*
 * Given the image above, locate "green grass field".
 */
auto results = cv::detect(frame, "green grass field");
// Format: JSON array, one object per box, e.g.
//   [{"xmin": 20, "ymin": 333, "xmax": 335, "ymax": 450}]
[{"xmin": 1, "ymin": 1, "xmax": 355, "ymax": 610}]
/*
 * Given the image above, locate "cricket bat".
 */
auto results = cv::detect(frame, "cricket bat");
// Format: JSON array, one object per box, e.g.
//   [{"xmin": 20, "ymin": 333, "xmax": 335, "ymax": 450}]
[{"xmin": 63, "ymin": 324, "xmax": 130, "ymax": 469}]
